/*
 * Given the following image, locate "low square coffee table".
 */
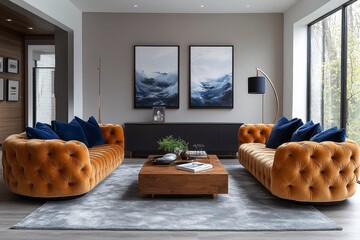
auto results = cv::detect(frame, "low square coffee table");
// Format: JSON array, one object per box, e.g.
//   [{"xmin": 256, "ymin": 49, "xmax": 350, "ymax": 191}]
[{"xmin": 138, "ymin": 155, "xmax": 228, "ymax": 197}]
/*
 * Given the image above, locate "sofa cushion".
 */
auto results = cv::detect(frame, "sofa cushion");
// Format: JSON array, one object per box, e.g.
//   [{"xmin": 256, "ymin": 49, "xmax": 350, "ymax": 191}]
[
  {"xmin": 310, "ymin": 127, "xmax": 346, "ymax": 142},
  {"xmin": 89, "ymin": 144, "xmax": 124, "ymax": 184},
  {"xmin": 266, "ymin": 117, "xmax": 303, "ymax": 149},
  {"xmin": 291, "ymin": 121, "xmax": 322, "ymax": 142},
  {"xmin": 75, "ymin": 116, "xmax": 105, "ymax": 148},
  {"xmin": 25, "ymin": 122, "xmax": 60, "ymax": 140},
  {"xmin": 238, "ymin": 143, "xmax": 275, "ymax": 190},
  {"xmin": 52, "ymin": 119, "xmax": 89, "ymax": 147}
]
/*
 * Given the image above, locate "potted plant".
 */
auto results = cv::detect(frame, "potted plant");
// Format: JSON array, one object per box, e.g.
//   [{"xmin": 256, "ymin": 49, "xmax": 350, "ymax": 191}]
[{"xmin": 157, "ymin": 135, "xmax": 188, "ymax": 158}]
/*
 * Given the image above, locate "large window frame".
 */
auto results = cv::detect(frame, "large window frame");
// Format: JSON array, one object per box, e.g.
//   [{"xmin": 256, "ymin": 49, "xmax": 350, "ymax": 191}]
[{"xmin": 307, "ymin": 0, "xmax": 358, "ymax": 129}]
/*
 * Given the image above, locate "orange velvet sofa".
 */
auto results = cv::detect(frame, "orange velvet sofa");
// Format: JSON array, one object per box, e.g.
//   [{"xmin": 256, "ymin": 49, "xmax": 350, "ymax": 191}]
[
  {"xmin": 2, "ymin": 124, "xmax": 124, "ymax": 198},
  {"xmin": 238, "ymin": 124, "xmax": 360, "ymax": 202}
]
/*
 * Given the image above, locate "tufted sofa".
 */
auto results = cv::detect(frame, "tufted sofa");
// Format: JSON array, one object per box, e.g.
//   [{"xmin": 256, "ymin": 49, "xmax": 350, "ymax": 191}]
[
  {"xmin": 238, "ymin": 124, "xmax": 360, "ymax": 202},
  {"xmin": 2, "ymin": 124, "xmax": 124, "ymax": 198}
]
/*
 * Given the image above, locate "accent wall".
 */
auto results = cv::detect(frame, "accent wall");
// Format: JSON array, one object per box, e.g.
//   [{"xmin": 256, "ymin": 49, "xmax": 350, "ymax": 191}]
[
  {"xmin": 82, "ymin": 13, "xmax": 283, "ymax": 124},
  {"xmin": 0, "ymin": 27, "xmax": 25, "ymax": 143}
]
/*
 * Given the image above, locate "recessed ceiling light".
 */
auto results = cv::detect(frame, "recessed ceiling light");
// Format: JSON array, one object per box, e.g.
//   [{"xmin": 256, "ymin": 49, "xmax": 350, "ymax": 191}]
[
  {"xmin": 5, "ymin": 18, "xmax": 12, "ymax": 22},
  {"xmin": 27, "ymin": 27, "xmax": 33, "ymax": 30},
  {"xmin": 134, "ymin": 4, "xmax": 138, "ymax": 8},
  {"xmin": 200, "ymin": 5, "xmax": 205, "ymax": 8},
  {"xmin": 246, "ymin": 4, "xmax": 251, "ymax": 8}
]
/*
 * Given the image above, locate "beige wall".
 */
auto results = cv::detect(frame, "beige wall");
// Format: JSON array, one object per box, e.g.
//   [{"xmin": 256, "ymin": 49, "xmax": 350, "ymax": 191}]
[{"xmin": 82, "ymin": 13, "xmax": 283, "ymax": 124}]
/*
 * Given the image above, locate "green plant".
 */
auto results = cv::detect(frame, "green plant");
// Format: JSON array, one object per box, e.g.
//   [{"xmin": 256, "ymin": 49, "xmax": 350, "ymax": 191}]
[{"xmin": 157, "ymin": 135, "xmax": 188, "ymax": 153}]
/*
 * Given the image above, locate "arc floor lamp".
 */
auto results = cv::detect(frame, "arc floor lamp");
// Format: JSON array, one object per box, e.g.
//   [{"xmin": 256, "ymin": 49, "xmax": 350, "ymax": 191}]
[
  {"xmin": 248, "ymin": 68, "xmax": 279, "ymax": 124},
  {"xmin": 97, "ymin": 57, "xmax": 102, "ymax": 123}
]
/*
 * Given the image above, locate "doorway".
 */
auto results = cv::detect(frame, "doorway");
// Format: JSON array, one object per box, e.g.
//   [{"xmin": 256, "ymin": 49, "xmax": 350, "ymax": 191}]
[{"xmin": 27, "ymin": 45, "xmax": 55, "ymax": 126}]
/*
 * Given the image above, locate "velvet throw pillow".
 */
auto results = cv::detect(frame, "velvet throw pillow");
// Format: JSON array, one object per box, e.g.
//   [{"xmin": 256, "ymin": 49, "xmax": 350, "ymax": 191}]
[
  {"xmin": 310, "ymin": 127, "xmax": 346, "ymax": 143},
  {"xmin": 290, "ymin": 121, "xmax": 322, "ymax": 142},
  {"xmin": 51, "ymin": 119, "xmax": 89, "ymax": 147},
  {"xmin": 266, "ymin": 117, "xmax": 304, "ymax": 149},
  {"xmin": 25, "ymin": 122, "xmax": 60, "ymax": 140},
  {"xmin": 74, "ymin": 116, "xmax": 105, "ymax": 148}
]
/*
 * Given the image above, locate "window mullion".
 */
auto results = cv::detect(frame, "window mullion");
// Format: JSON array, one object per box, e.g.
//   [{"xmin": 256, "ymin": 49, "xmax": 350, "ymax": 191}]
[
  {"xmin": 307, "ymin": 26, "xmax": 311, "ymax": 122},
  {"xmin": 341, "ymin": 5, "xmax": 348, "ymax": 129}
]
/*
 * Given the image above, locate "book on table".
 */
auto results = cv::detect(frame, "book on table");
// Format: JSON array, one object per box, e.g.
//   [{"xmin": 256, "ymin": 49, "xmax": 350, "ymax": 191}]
[
  {"xmin": 187, "ymin": 150, "xmax": 208, "ymax": 158},
  {"xmin": 176, "ymin": 162, "xmax": 213, "ymax": 172}
]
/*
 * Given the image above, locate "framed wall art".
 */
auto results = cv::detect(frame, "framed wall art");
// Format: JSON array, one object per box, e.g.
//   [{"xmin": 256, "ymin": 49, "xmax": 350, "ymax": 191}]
[
  {"xmin": 0, "ymin": 56, "xmax": 4, "ymax": 72},
  {"xmin": 152, "ymin": 106, "xmax": 165, "ymax": 123},
  {"xmin": 7, "ymin": 79, "xmax": 19, "ymax": 101},
  {"xmin": 7, "ymin": 58, "xmax": 19, "ymax": 74},
  {"xmin": 189, "ymin": 45, "xmax": 234, "ymax": 109},
  {"xmin": 134, "ymin": 45, "xmax": 179, "ymax": 109},
  {"xmin": 0, "ymin": 78, "xmax": 4, "ymax": 101}
]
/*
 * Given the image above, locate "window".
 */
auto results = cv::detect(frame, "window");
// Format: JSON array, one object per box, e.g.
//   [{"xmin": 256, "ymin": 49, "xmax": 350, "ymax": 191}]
[
  {"xmin": 308, "ymin": 0, "xmax": 360, "ymax": 143},
  {"xmin": 346, "ymin": 1, "xmax": 360, "ymax": 142}
]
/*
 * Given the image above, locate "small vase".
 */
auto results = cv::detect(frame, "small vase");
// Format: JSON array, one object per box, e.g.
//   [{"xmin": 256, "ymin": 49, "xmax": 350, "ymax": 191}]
[{"xmin": 180, "ymin": 151, "xmax": 190, "ymax": 160}]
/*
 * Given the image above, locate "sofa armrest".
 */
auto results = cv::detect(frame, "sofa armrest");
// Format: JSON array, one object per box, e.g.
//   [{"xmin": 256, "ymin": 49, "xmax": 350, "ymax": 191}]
[
  {"xmin": 238, "ymin": 124, "xmax": 273, "ymax": 147},
  {"xmin": 271, "ymin": 140, "xmax": 360, "ymax": 202},
  {"xmin": 99, "ymin": 124, "xmax": 124, "ymax": 148},
  {"xmin": 2, "ymin": 134, "xmax": 92, "ymax": 197}
]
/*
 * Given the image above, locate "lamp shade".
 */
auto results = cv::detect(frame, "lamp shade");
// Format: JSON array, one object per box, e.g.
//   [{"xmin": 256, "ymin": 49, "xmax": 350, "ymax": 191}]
[{"xmin": 248, "ymin": 76, "xmax": 265, "ymax": 94}]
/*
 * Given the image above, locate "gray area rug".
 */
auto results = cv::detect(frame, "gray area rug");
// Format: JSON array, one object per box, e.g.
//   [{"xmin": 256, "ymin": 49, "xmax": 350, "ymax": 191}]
[{"xmin": 12, "ymin": 163, "xmax": 341, "ymax": 231}]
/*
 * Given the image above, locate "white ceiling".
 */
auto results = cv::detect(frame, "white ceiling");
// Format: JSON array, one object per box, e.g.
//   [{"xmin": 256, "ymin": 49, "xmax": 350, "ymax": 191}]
[{"xmin": 69, "ymin": 0, "xmax": 300, "ymax": 13}]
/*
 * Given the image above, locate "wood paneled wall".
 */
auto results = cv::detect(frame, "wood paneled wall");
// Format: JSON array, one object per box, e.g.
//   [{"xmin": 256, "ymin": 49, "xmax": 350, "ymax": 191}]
[{"xmin": 0, "ymin": 27, "xmax": 25, "ymax": 143}]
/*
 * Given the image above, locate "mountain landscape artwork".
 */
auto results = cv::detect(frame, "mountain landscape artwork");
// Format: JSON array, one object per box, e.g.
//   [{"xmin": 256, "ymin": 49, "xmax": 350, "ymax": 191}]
[
  {"xmin": 134, "ymin": 46, "xmax": 179, "ymax": 108},
  {"xmin": 190, "ymin": 46, "xmax": 233, "ymax": 108}
]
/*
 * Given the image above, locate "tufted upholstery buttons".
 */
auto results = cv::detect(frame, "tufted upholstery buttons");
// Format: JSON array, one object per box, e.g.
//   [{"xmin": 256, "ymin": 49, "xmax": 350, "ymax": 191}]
[
  {"xmin": 238, "ymin": 124, "xmax": 273, "ymax": 147},
  {"xmin": 1, "ymin": 124, "xmax": 125, "ymax": 198},
  {"xmin": 239, "ymin": 123, "xmax": 360, "ymax": 202},
  {"xmin": 100, "ymin": 124, "xmax": 124, "ymax": 147},
  {"xmin": 271, "ymin": 140, "xmax": 360, "ymax": 202}
]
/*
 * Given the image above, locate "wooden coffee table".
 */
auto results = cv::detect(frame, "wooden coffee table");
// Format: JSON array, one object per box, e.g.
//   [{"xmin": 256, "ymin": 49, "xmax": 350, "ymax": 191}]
[{"xmin": 138, "ymin": 155, "xmax": 228, "ymax": 197}]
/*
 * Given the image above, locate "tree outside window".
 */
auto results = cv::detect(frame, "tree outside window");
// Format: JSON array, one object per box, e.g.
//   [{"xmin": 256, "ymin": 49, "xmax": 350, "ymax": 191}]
[{"xmin": 309, "ymin": 0, "xmax": 360, "ymax": 143}]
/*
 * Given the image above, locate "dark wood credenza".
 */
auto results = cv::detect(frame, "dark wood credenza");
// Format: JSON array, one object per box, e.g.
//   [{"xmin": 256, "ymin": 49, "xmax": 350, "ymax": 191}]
[{"xmin": 124, "ymin": 122, "xmax": 243, "ymax": 157}]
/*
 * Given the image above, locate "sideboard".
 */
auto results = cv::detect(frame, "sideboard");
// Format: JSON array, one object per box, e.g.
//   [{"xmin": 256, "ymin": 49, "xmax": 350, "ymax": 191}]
[{"xmin": 124, "ymin": 122, "xmax": 243, "ymax": 157}]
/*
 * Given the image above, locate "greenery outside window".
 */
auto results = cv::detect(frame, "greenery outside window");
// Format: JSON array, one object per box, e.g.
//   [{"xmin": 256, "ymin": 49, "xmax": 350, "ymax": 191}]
[{"xmin": 308, "ymin": 0, "xmax": 360, "ymax": 143}]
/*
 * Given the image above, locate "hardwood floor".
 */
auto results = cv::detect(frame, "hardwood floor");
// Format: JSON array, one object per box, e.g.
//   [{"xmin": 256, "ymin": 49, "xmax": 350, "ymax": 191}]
[{"xmin": 0, "ymin": 153, "xmax": 359, "ymax": 240}]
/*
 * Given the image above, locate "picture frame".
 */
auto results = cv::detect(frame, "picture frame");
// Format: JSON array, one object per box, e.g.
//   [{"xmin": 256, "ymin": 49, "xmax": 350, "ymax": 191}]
[
  {"xmin": 152, "ymin": 106, "xmax": 165, "ymax": 123},
  {"xmin": 134, "ymin": 45, "xmax": 179, "ymax": 109},
  {"xmin": 0, "ymin": 56, "xmax": 4, "ymax": 72},
  {"xmin": 189, "ymin": 45, "xmax": 234, "ymax": 109},
  {"xmin": 7, "ymin": 58, "xmax": 19, "ymax": 74},
  {"xmin": 7, "ymin": 79, "xmax": 19, "ymax": 101},
  {"xmin": 0, "ymin": 78, "xmax": 4, "ymax": 101}
]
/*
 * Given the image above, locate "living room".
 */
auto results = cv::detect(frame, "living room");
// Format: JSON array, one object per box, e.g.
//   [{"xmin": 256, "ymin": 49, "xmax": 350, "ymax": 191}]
[{"xmin": 0, "ymin": 0, "xmax": 359, "ymax": 239}]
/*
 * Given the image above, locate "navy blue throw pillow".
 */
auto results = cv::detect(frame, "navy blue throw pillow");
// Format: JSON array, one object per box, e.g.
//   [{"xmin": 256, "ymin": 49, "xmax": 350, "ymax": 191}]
[
  {"xmin": 74, "ymin": 116, "xmax": 105, "ymax": 148},
  {"xmin": 36, "ymin": 122, "xmax": 53, "ymax": 130},
  {"xmin": 310, "ymin": 127, "xmax": 346, "ymax": 143},
  {"xmin": 51, "ymin": 119, "xmax": 89, "ymax": 147},
  {"xmin": 88, "ymin": 116, "xmax": 99, "ymax": 126},
  {"xmin": 291, "ymin": 121, "xmax": 322, "ymax": 142},
  {"xmin": 266, "ymin": 117, "xmax": 304, "ymax": 149},
  {"xmin": 25, "ymin": 122, "xmax": 60, "ymax": 140}
]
